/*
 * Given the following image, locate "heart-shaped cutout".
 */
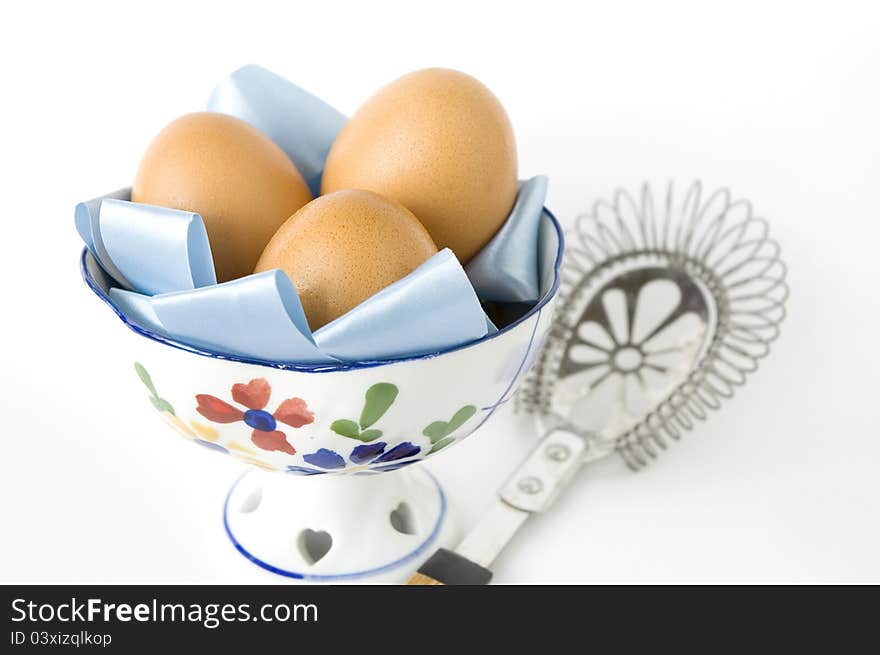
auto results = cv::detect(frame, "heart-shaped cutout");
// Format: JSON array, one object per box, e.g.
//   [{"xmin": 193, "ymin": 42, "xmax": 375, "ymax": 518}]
[
  {"xmin": 238, "ymin": 487, "xmax": 262, "ymax": 514},
  {"xmin": 298, "ymin": 529, "xmax": 332, "ymax": 565},
  {"xmin": 390, "ymin": 502, "xmax": 416, "ymax": 535}
]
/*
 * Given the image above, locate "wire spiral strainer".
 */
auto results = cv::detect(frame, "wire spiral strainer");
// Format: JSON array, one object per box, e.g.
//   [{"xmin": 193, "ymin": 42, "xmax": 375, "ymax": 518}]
[
  {"xmin": 410, "ymin": 181, "xmax": 788, "ymax": 584},
  {"xmin": 519, "ymin": 180, "xmax": 788, "ymax": 469}
]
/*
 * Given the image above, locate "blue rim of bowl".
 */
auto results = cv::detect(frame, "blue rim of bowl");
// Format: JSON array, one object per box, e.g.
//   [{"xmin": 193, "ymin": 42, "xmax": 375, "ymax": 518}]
[{"xmin": 80, "ymin": 207, "xmax": 565, "ymax": 372}]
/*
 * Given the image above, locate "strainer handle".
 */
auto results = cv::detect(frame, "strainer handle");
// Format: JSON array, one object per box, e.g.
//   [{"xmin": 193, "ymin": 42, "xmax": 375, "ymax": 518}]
[{"xmin": 407, "ymin": 427, "xmax": 589, "ymax": 585}]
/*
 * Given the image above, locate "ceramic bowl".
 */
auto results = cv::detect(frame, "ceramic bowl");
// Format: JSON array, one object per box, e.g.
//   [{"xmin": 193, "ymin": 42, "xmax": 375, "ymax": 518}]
[{"xmin": 81, "ymin": 210, "xmax": 564, "ymax": 476}]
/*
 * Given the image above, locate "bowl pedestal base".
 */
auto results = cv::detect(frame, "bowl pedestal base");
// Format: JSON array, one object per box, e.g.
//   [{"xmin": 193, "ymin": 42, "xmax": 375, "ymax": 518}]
[{"xmin": 223, "ymin": 466, "xmax": 457, "ymax": 583}]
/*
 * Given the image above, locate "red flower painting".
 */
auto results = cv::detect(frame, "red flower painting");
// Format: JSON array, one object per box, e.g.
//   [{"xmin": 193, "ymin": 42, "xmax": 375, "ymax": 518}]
[{"xmin": 195, "ymin": 378, "xmax": 314, "ymax": 455}]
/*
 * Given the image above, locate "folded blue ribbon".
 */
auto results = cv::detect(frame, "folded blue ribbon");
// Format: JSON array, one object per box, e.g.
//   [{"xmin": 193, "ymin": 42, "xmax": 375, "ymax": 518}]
[
  {"xmin": 75, "ymin": 187, "xmax": 129, "ymax": 258},
  {"xmin": 315, "ymin": 249, "xmax": 488, "ymax": 360},
  {"xmin": 465, "ymin": 175, "xmax": 548, "ymax": 303},
  {"xmin": 158, "ymin": 271, "xmax": 333, "ymax": 364},
  {"xmin": 76, "ymin": 192, "xmax": 216, "ymax": 295},
  {"xmin": 537, "ymin": 209, "xmax": 561, "ymax": 298},
  {"xmin": 109, "ymin": 288, "xmax": 169, "ymax": 336},
  {"xmin": 75, "ymin": 188, "xmax": 135, "ymax": 290},
  {"xmin": 101, "ymin": 199, "xmax": 216, "ymax": 295},
  {"xmin": 208, "ymin": 65, "xmax": 346, "ymax": 196},
  {"xmin": 104, "ymin": 250, "xmax": 487, "ymax": 363},
  {"xmin": 110, "ymin": 271, "xmax": 331, "ymax": 363}
]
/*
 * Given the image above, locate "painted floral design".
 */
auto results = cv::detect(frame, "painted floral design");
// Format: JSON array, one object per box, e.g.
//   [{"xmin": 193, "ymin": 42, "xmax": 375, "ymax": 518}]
[
  {"xmin": 135, "ymin": 362, "xmax": 225, "ymax": 453},
  {"xmin": 286, "ymin": 385, "xmax": 477, "ymax": 474},
  {"xmin": 286, "ymin": 441, "xmax": 422, "ymax": 475},
  {"xmin": 162, "ymin": 414, "xmax": 228, "ymax": 453},
  {"xmin": 136, "ymin": 364, "xmax": 479, "ymax": 475},
  {"xmin": 195, "ymin": 378, "xmax": 314, "ymax": 455}
]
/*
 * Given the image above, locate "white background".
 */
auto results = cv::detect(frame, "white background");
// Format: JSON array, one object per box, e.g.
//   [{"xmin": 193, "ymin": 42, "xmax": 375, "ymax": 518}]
[{"xmin": 0, "ymin": 1, "xmax": 878, "ymax": 583}]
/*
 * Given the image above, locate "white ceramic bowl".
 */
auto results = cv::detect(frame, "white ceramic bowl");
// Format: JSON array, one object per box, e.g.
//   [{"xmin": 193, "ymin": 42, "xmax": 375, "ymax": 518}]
[{"xmin": 81, "ymin": 210, "xmax": 564, "ymax": 477}]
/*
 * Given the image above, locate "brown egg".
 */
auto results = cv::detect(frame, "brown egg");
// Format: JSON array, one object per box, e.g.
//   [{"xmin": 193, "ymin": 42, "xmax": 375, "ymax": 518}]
[
  {"xmin": 255, "ymin": 189, "xmax": 438, "ymax": 329},
  {"xmin": 321, "ymin": 68, "xmax": 517, "ymax": 263},
  {"xmin": 132, "ymin": 112, "xmax": 312, "ymax": 282}
]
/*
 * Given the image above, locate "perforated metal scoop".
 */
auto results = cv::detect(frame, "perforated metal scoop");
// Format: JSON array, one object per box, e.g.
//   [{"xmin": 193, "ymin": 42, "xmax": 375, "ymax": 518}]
[{"xmin": 408, "ymin": 181, "xmax": 788, "ymax": 585}]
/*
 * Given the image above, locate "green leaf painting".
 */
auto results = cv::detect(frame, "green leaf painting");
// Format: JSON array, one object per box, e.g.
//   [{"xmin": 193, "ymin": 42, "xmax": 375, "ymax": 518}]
[
  {"xmin": 135, "ymin": 361, "xmax": 175, "ymax": 416},
  {"xmin": 149, "ymin": 396, "xmax": 175, "ymax": 414},
  {"xmin": 428, "ymin": 436, "xmax": 455, "ymax": 454},
  {"xmin": 358, "ymin": 429, "xmax": 383, "ymax": 442},
  {"xmin": 422, "ymin": 405, "xmax": 477, "ymax": 443},
  {"xmin": 331, "ymin": 383, "xmax": 398, "ymax": 442},
  {"xmin": 330, "ymin": 419, "xmax": 361, "ymax": 439},
  {"xmin": 135, "ymin": 362, "xmax": 157, "ymax": 397},
  {"xmin": 359, "ymin": 383, "xmax": 398, "ymax": 429}
]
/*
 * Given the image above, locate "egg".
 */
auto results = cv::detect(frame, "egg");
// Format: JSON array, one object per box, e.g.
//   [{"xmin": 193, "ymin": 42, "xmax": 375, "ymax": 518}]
[
  {"xmin": 255, "ymin": 189, "xmax": 438, "ymax": 329},
  {"xmin": 132, "ymin": 112, "xmax": 312, "ymax": 282},
  {"xmin": 321, "ymin": 68, "xmax": 517, "ymax": 263}
]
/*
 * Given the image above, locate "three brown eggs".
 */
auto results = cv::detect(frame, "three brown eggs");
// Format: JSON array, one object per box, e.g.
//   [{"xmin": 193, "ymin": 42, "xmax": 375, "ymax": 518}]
[{"xmin": 132, "ymin": 68, "xmax": 517, "ymax": 330}]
